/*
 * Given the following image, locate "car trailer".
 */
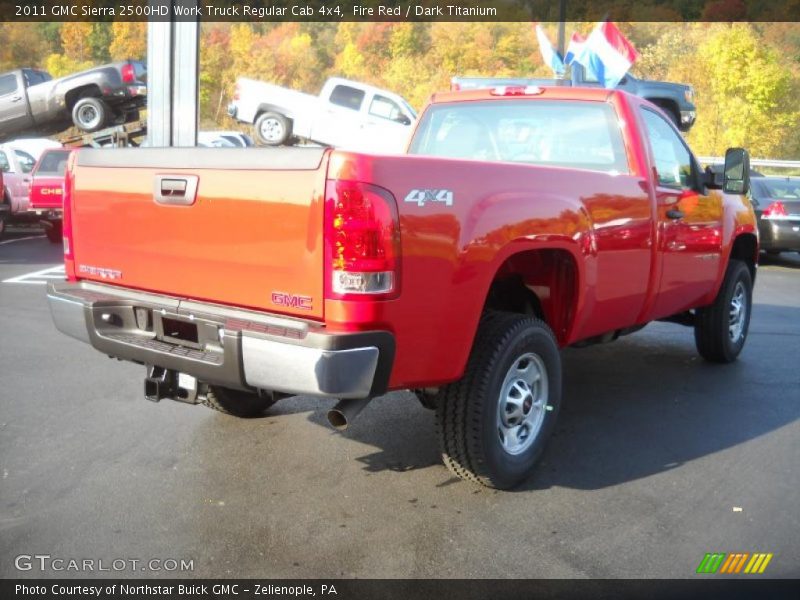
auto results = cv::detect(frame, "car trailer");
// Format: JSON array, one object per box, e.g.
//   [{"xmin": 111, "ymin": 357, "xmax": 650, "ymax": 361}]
[{"xmin": 59, "ymin": 119, "xmax": 148, "ymax": 148}]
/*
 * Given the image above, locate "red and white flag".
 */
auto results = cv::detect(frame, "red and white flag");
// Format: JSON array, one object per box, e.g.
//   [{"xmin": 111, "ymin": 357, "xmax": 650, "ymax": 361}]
[{"xmin": 566, "ymin": 22, "xmax": 639, "ymax": 89}]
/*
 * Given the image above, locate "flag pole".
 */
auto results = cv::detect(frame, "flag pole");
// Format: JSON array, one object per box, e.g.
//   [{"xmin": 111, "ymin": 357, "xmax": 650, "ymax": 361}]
[{"xmin": 556, "ymin": 0, "xmax": 568, "ymax": 84}]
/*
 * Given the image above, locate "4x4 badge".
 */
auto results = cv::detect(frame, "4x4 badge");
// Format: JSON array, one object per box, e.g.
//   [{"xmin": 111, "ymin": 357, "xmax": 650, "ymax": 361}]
[{"xmin": 404, "ymin": 189, "xmax": 454, "ymax": 207}]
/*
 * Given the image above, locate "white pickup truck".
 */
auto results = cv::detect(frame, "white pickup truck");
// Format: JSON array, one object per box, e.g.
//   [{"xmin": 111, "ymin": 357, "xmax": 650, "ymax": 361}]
[
  {"xmin": 0, "ymin": 143, "xmax": 37, "ymax": 214},
  {"xmin": 227, "ymin": 77, "xmax": 417, "ymax": 154}
]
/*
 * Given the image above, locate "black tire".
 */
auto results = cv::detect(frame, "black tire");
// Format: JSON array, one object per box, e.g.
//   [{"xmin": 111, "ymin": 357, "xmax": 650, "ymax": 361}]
[
  {"xmin": 71, "ymin": 97, "xmax": 109, "ymax": 132},
  {"xmin": 254, "ymin": 112, "xmax": 291, "ymax": 146},
  {"xmin": 45, "ymin": 220, "xmax": 62, "ymax": 244},
  {"xmin": 0, "ymin": 192, "xmax": 9, "ymax": 241},
  {"xmin": 694, "ymin": 260, "xmax": 753, "ymax": 363},
  {"xmin": 110, "ymin": 110, "xmax": 141, "ymax": 126},
  {"xmin": 202, "ymin": 386, "xmax": 278, "ymax": 418},
  {"xmin": 416, "ymin": 390, "xmax": 438, "ymax": 411},
  {"xmin": 436, "ymin": 312, "xmax": 562, "ymax": 489}
]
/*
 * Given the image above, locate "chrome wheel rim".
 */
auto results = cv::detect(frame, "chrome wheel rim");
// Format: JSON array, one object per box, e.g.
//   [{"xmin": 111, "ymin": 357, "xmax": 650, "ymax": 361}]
[
  {"xmin": 259, "ymin": 118, "xmax": 284, "ymax": 142},
  {"xmin": 497, "ymin": 352, "xmax": 549, "ymax": 455},
  {"xmin": 729, "ymin": 281, "xmax": 748, "ymax": 343},
  {"xmin": 78, "ymin": 105, "xmax": 100, "ymax": 128}
]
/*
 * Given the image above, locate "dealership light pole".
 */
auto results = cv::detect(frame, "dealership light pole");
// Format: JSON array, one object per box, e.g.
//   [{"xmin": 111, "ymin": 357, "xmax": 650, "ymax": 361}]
[{"xmin": 147, "ymin": 0, "xmax": 200, "ymax": 147}]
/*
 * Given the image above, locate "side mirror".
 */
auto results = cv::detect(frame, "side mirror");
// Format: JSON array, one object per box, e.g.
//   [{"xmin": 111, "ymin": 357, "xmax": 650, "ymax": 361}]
[
  {"xmin": 723, "ymin": 147, "xmax": 750, "ymax": 195},
  {"xmin": 396, "ymin": 114, "xmax": 411, "ymax": 126}
]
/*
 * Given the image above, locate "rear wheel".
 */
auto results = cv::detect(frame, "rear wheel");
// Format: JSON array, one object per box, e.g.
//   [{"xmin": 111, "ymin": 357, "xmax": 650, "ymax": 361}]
[
  {"xmin": 44, "ymin": 220, "xmax": 62, "ymax": 244},
  {"xmin": 72, "ymin": 97, "xmax": 109, "ymax": 132},
  {"xmin": 254, "ymin": 112, "xmax": 291, "ymax": 146},
  {"xmin": 0, "ymin": 193, "xmax": 9, "ymax": 241},
  {"xmin": 202, "ymin": 386, "xmax": 278, "ymax": 418},
  {"xmin": 436, "ymin": 312, "xmax": 562, "ymax": 489},
  {"xmin": 694, "ymin": 260, "xmax": 752, "ymax": 363}
]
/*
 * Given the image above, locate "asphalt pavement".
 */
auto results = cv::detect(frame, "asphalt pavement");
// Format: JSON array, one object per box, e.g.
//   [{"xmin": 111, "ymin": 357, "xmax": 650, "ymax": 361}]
[{"xmin": 1, "ymin": 231, "xmax": 798, "ymax": 579}]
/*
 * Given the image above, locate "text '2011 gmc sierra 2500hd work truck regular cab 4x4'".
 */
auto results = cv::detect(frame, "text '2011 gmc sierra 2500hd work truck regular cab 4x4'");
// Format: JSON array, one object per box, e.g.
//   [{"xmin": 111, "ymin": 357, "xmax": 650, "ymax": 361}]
[{"xmin": 48, "ymin": 86, "xmax": 757, "ymax": 489}]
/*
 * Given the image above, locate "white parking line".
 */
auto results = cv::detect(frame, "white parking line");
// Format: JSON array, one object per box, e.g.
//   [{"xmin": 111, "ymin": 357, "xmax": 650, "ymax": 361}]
[
  {"xmin": 0, "ymin": 235, "xmax": 46, "ymax": 245},
  {"xmin": 2, "ymin": 265, "xmax": 66, "ymax": 285}
]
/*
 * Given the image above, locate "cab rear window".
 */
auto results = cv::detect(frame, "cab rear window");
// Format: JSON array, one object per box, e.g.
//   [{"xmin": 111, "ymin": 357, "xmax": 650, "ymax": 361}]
[
  {"xmin": 409, "ymin": 99, "xmax": 629, "ymax": 174},
  {"xmin": 34, "ymin": 150, "xmax": 70, "ymax": 176}
]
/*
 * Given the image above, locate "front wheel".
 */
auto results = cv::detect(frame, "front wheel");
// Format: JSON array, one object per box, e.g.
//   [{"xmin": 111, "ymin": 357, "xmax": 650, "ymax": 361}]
[
  {"xmin": 71, "ymin": 97, "xmax": 109, "ymax": 132},
  {"xmin": 436, "ymin": 312, "xmax": 562, "ymax": 489},
  {"xmin": 694, "ymin": 260, "xmax": 753, "ymax": 363},
  {"xmin": 254, "ymin": 112, "xmax": 291, "ymax": 146},
  {"xmin": 202, "ymin": 386, "xmax": 277, "ymax": 418}
]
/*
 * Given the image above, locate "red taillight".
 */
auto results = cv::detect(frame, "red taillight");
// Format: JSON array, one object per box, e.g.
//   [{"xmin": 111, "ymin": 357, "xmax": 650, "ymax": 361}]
[
  {"xmin": 121, "ymin": 63, "xmax": 135, "ymax": 84},
  {"xmin": 324, "ymin": 180, "xmax": 400, "ymax": 299},
  {"xmin": 762, "ymin": 201, "xmax": 787, "ymax": 218},
  {"xmin": 451, "ymin": 83, "xmax": 461, "ymax": 91},
  {"xmin": 233, "ymin": 84, "xmax": 240, "ymax": 101},
  {"xmin": 62, "ymin": 154, "xmax": 77, "ymax": 281}
]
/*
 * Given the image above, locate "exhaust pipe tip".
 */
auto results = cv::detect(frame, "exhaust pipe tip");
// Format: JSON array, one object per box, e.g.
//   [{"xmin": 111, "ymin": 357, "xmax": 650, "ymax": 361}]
[
  {"xmin": 326, "ymin": 397, "xmax": 373, "ymax": 431},
  {"xmin": 327, "ymin": 409, "xmax": 349, "ymax": 431}
]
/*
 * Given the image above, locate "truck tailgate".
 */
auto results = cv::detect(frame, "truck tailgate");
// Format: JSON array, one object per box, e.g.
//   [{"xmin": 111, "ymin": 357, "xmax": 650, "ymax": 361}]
[
  {"xmin": 30, "ymin": 175, "xmax": 64, "ymax": 210},
  {"xmin": 70, "ymin": 147, "xmax": 328, "ymax": 319}
]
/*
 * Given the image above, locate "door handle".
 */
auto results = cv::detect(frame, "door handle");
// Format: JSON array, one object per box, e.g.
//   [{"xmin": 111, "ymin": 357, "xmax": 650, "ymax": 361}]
[
  {"xmin": 10, "ymin": 96, "xmax": 22, "ymax": 103},
  {"xmin": 666, "ymin": 209, "xmax": 684, "ymax": 220},
  {"xmin": 153, "ymin": 175, "xmax": 198, "ymax": 206}
]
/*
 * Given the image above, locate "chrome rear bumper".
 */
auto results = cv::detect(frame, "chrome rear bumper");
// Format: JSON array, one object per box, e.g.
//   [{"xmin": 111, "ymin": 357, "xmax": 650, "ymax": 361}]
[{"xmin": 47, "ymin": 281, "xmax": 394, "ymax": 399}]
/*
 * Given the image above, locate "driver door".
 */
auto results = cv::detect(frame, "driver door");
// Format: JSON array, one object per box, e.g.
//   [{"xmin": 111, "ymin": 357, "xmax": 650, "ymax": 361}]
[
  {"xmin": 641, "ymin": 108, "xmax": 723, "ymax": 318},
  {"xmin": 0, "ymin": 73, "xmax": 31, "ymax": 131}
]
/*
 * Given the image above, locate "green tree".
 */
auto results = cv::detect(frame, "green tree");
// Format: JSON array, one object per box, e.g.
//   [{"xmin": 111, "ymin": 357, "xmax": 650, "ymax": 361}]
[
  {"xmin": 44, "ymin": 53, "xmax": 94, "ymax": 78},
  {"xmin": 688, "ymin": 24, "xmax": 798, "ymax": 157},
  {"xmin": 61, "ymin": 23, "xmax": 94, "ymax": 62},
  {"xmin": 88, "ymin": 23, "xmax": 112, "ymax": 63},
  {"xmin": 109, "ymin": 22, "xmax": 147, "ymax": 60},
  {"xmin": 0, "ymin": 24, "xmax": 48, "ymax": 71}
]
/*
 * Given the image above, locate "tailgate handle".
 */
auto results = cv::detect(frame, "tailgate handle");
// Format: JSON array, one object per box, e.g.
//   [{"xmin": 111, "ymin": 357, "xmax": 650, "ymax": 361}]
[{"xmin": 154, "ymin": 175, "xmax": 198, "ymax": 206}]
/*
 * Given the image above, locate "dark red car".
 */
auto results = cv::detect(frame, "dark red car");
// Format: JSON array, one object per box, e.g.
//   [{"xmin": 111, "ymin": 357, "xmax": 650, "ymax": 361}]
[{"xmin": 29, "ymin": 147, "xmax": 70, "ymax": 243}]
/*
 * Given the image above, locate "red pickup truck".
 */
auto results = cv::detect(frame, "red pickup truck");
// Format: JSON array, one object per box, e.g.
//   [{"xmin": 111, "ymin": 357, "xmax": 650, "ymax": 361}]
[
  {"xmin": 0, "ymin": 169, "xmax": 5, "ymax": 237},
  {"xmin": 47, "ymin": 87, "xmax": 757, "ymax": 489},
  {"xmin": 28, "ymin": 147, "xmax": 70, "ymax": 243}
]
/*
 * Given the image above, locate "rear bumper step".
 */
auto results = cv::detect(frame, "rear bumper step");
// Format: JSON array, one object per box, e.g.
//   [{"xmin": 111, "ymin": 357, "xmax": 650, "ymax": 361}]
[{"xmin": 47, "ymin": 281, "xmax": 394, "ymax": 399}]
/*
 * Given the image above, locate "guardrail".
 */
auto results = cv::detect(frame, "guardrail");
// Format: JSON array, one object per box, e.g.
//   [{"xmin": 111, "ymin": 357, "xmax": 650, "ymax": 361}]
[{"xmin": 699, "ymin": 157, "xmax": 800, "ymax": 169}]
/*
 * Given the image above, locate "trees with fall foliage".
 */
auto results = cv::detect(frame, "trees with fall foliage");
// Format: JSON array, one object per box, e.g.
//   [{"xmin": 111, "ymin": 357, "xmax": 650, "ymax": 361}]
[{"xmin": 0, "ymin": 21, "xmax": 798, "ymax": 159}]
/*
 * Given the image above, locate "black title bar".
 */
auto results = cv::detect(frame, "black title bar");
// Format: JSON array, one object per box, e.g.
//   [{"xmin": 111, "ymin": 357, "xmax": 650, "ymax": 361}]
[
  {"xmin": 4, "ymin": 579, "xmax": 800, "ymax": 600},
  {"xmin": 2, "ymin": 0, "xmax": 799, "ymax": 22}
]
